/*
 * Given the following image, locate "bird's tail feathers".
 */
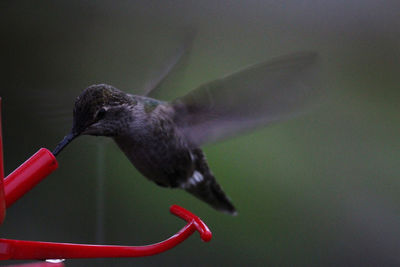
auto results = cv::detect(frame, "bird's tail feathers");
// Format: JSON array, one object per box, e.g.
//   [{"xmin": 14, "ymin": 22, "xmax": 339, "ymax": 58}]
[{"xmin": 181, "ymin": 169, "xmax": 237, "ymax": 215}]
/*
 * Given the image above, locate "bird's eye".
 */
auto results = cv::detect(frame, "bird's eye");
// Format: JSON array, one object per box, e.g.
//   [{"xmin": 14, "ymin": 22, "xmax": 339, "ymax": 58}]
[{"xmin": 96, "ymin": 108, "xmax": 107, "ymax": 120}]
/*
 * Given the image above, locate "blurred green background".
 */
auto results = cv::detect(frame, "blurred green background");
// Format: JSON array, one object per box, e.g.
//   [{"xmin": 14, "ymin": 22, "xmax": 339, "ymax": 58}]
[{"xmin": 1, "ymin": 1, "xmax": 399, "ymax": 266}]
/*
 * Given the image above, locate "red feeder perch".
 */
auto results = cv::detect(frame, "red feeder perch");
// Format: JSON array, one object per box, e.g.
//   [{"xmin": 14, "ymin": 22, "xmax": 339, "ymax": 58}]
[{"xmin": 0, "ymin": 97, "xmax": 212, "ymax": 264}]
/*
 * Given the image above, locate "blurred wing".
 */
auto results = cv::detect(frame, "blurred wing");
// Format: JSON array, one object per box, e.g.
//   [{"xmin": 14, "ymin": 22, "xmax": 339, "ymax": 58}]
[
  {"xmin": 142, "ymin": 34, "xmax": 195, "ymax": 97},
  {"xmin": 172, "ymin": 52, "xmax": 321, "ymax": 146}
]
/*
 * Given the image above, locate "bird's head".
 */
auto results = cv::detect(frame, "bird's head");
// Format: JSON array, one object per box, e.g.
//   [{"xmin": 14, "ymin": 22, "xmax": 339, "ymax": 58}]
[{"xmin": 53, "ymin": 84, "xmax": 136, "ymax": 155}]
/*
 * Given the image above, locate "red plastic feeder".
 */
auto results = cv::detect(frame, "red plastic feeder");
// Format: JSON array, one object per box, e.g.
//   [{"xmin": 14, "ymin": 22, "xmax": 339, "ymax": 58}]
[{"xmin": 0, "ymin": 97, "xmax": 212, "ymax": 264}]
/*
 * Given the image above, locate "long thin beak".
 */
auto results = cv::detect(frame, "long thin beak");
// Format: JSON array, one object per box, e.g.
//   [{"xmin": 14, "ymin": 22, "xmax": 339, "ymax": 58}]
[{"xmin": 52, "ymin": 132, "xmax": 78, "ymax": 156}]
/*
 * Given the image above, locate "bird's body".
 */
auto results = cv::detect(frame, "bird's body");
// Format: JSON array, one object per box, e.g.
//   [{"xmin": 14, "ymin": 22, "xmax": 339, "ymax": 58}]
[
  {"xmin": 53, "ymin": 51, "xmax": 321, "ymax": 215},
  {"xmin": 113, "ymin": 98, "xmax": 190, "ymax": 188},
  {"xmin": 66, "ymin": 85, "xmax": 237, "ymax": 213}
]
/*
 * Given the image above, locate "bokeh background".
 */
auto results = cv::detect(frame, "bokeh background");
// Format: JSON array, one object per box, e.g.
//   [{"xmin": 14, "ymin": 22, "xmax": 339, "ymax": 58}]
[{"xmin": 1, "ymin": 1, "xmax": 399, "ymax": 266}]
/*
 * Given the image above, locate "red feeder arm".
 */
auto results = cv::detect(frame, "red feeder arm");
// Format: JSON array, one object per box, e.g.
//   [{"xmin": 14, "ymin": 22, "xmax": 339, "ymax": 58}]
[{"xmin": 0, "ymin": 97, "xmax": 212, "ymax": 262}]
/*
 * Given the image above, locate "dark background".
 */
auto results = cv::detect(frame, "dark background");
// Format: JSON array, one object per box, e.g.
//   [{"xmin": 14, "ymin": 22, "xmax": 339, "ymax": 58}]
[{"xmin": 1, "ymin": 1, "xmax": 399, "ymax": 266}]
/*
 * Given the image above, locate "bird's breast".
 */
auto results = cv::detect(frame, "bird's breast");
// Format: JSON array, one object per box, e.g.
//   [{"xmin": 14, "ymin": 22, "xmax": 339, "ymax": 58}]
[{"xmin": 113, "ymin": 122, "xmax": 193, "ymax": 187}]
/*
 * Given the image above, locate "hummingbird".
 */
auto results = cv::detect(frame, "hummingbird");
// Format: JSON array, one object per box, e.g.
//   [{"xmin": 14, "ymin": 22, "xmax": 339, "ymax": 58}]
[{"xmin": 53, "ymin": 51, "xmax": 320, "ymax": 215}]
